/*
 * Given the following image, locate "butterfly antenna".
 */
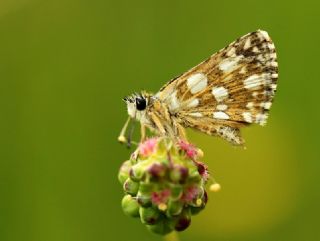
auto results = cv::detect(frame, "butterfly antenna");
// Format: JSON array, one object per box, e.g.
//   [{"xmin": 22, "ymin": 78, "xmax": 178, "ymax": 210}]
[{"xmin": 118, "ymin": 117, "xmax": 131, "ymax": 144}]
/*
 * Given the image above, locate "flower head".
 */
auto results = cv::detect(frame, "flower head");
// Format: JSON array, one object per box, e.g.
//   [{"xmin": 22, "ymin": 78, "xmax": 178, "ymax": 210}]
[{"xmin": 118, "ymin": 137, "xmax": 218, "ymax": 235}]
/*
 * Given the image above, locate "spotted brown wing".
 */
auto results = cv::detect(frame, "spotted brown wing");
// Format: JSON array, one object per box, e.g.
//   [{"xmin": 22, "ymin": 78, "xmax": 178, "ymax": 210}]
[{"xmin": 156, "ymin": 30, "xmax": 278, "ymax": 144}]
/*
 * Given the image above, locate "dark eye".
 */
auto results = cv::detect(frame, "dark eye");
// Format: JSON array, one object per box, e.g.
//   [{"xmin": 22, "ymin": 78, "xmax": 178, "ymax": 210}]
[{"xmin": 136, "ymin": 97, "xmax": 146, "ymax": 111}]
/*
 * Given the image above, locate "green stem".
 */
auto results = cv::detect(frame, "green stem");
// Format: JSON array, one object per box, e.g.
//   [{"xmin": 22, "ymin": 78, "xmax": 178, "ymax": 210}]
[{"xmin": 164, "ymin": 232, "xmax": 180, "ymax": 241}]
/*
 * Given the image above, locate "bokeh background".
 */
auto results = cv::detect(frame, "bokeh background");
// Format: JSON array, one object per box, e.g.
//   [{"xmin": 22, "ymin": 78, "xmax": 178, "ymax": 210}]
[{"xmin": 1, "ymin": 0, "xmax": 319, "ymax": 241}]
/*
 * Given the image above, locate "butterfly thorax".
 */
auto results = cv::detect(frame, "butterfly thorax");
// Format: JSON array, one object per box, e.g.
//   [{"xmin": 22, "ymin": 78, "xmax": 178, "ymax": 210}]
[{"xmin": 124, "ymin": 92, "xmax": 182, "ymax": 138}]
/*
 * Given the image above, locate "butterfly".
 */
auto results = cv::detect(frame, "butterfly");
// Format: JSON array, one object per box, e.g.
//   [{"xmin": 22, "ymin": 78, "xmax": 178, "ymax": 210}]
[{"xmin": 119, "ymin": 30, "xmax": 278, "ymax": 146}]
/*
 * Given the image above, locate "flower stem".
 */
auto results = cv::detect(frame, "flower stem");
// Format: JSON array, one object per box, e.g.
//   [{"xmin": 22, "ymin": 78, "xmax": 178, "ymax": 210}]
[{"xmin": 164, "ymin": 232, "xmax": 180, "ymax": 241}]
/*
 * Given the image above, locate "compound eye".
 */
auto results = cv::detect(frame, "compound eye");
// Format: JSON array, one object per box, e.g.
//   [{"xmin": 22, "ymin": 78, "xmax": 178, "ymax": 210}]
[{"xmin": 136, "ymin": 97, "xmax": 146, "ymax": 111}]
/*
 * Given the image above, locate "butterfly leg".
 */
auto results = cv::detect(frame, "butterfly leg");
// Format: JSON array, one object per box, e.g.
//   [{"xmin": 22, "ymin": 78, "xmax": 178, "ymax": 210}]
[
  {"xmin": 140, "ymin": 124, "xmax": 146, "ymax": 142},
  {"xmin": 150, "ymin": 112, "xmax": 167, "ymax": 135},
  {"xmin": 176, "ymin": 122, "xmax": 187, "ymax": 140}
]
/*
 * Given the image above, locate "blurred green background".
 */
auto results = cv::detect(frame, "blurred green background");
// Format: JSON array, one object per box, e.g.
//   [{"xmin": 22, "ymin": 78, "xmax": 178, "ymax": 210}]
[{"xmin": 0, "ymin": 0, "xmax": 319, "ymax": 241}]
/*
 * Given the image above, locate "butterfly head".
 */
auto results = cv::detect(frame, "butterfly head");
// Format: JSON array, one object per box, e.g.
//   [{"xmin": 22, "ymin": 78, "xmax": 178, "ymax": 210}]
[{"xmin": 123, "ymin": 92, "xmax": 151, "ymax": 122}]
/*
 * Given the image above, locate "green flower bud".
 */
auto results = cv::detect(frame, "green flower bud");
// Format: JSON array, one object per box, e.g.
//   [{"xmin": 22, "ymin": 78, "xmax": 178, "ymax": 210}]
[
  {"xmin": 190, "ymin": 191, "xmax": 208, "ymax": 215},
  {"xmin": 129, "ymin": 163, "xmax": 145, "ymax": 181},
  {"xmin": 169, "ymin": 184, "xmax": 183, "ymax": 201},
  {"xmin": 148, "ymin": 162, "xmax": 166, "ymax": 179},
  {"xmin": 139, "ymin": 182, "xmax": 153, "ymax": 194},
  {"xmin": 174, "ymin": 208, "xmax": 191, "ymax": 232},
  {"xmin": 146, "ymin": 217, "xmax": 173, "ymax": 235},
  {"xmin": 121, "ymin": 195, "xmax": 140, "ymax": 218},
  {"xmin": 139, "ymin": 207, "xmax": 160, "ymax": 225},
  {"xmin": 189, "ymin": 186, "xmax": 204, "ymax": 207},
  {"xmin": 169, "ymin": 165, "xmax": 188, "ymax": 183},
  {"xmin": 188, "ymin": 168, "xmax": 202, "ymax": 182},
  {"xmin": 123, "ymin": 178, "xmax": 140, "ymax": 195},
  {"xmin": 166, "ymin": 200, "xmax": 183, "ymax": 217},
  {"xmin": 118, "ymin": 160, "xmax": 132, "ymax": 185},
  {"xmin": 136, "ymin": 191, "xmax": 152, "ymax": 207}
]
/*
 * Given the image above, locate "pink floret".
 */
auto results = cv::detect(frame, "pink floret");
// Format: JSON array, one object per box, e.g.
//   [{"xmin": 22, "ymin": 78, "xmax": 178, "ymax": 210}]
[
  {"xmin": 196, "ymin": 161, "xmax": 210, "ymax": 181},
  {"xmin": 139, "ymin": 138, "xmax": 158, "ymax": 157},
  {"xmin": 151, "ymin": 189, "xmax": 171, "ymax": 205},
  {"xmin": 178, "ymin": 140, "xmax": 198, "ymax": 159},
  {"xmin": 181, "ymin": 186, "xmax": 199, "ymax": 202}
]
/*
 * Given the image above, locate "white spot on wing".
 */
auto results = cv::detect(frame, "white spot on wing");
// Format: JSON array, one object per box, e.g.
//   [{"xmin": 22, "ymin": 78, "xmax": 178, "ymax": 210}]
[
  {"xmin": 270, "ymin": 53, "xmax": 277, "ymax": 59},
  {"xmin": 261, "ymin": 102, "xmax": 272, "ymax": 109},
  {"xmin": 217, "ymin": 104, "xmax": 228, "ymax": 111},
  {"xmin": 243, "ymin": 74, "xmax": 269, "ymax": 89},
  {"xmin": 255, "ymin": 113, "xmax": 268, "ymax": 125},
  {"xmin": 257, "ymin": 55, "xmax": 264, "ymax": 62},
  {"xmin": 259, "ymin": 30, "xmax": 271, "ymax": 41},
  {"xmin": 188, "ymin": 112, "xmax": 203, "ymax": 117},
  {"xmin": 267, "ymin": 42, "xmax": 275, "ymax": 50},
  {"xmin": 226, "ymin": 47, "xmax": 236, "ymax": 57},
  {"xmin": 212, "ymin": 87, "xmax": 229, "ymax": 102},
  {"xmin": 270, "ymin": 61, "xmax": 278, "ymax": 67},
  {"xmin": 168, "ymin": 90, "xmax": 180, "ymax": 111},
  {"xmin": 219, "ymin": 56, "xmax": 242, "ymax": 73},
  {"xmin": 186, "ymin": 98, "xmax": 199, "ymax": 108},
  {"xmin": 239, "ymin": 67, "xmax": 247, "ymax": 74},
  {"xmin": 252, "ymin": 46, "xmax": 259, "ymax": 53},
  {"xmin": 243, "ymin": 38, "xmax": 251, "ymax": 50},
  {"xmin": 213, "ymin": 111, "xmax": 229, "ymax": 120},
  {"xmin": 242, "ymin": 112, "xmax": 252, "ymax": 123},
  {"xmin": 246, "ymin": 102, "xmax": 254, "ymax": 109},
  {"xmin": 187, "ymin": 73, "xmax": 208, "ymax": 94}
]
